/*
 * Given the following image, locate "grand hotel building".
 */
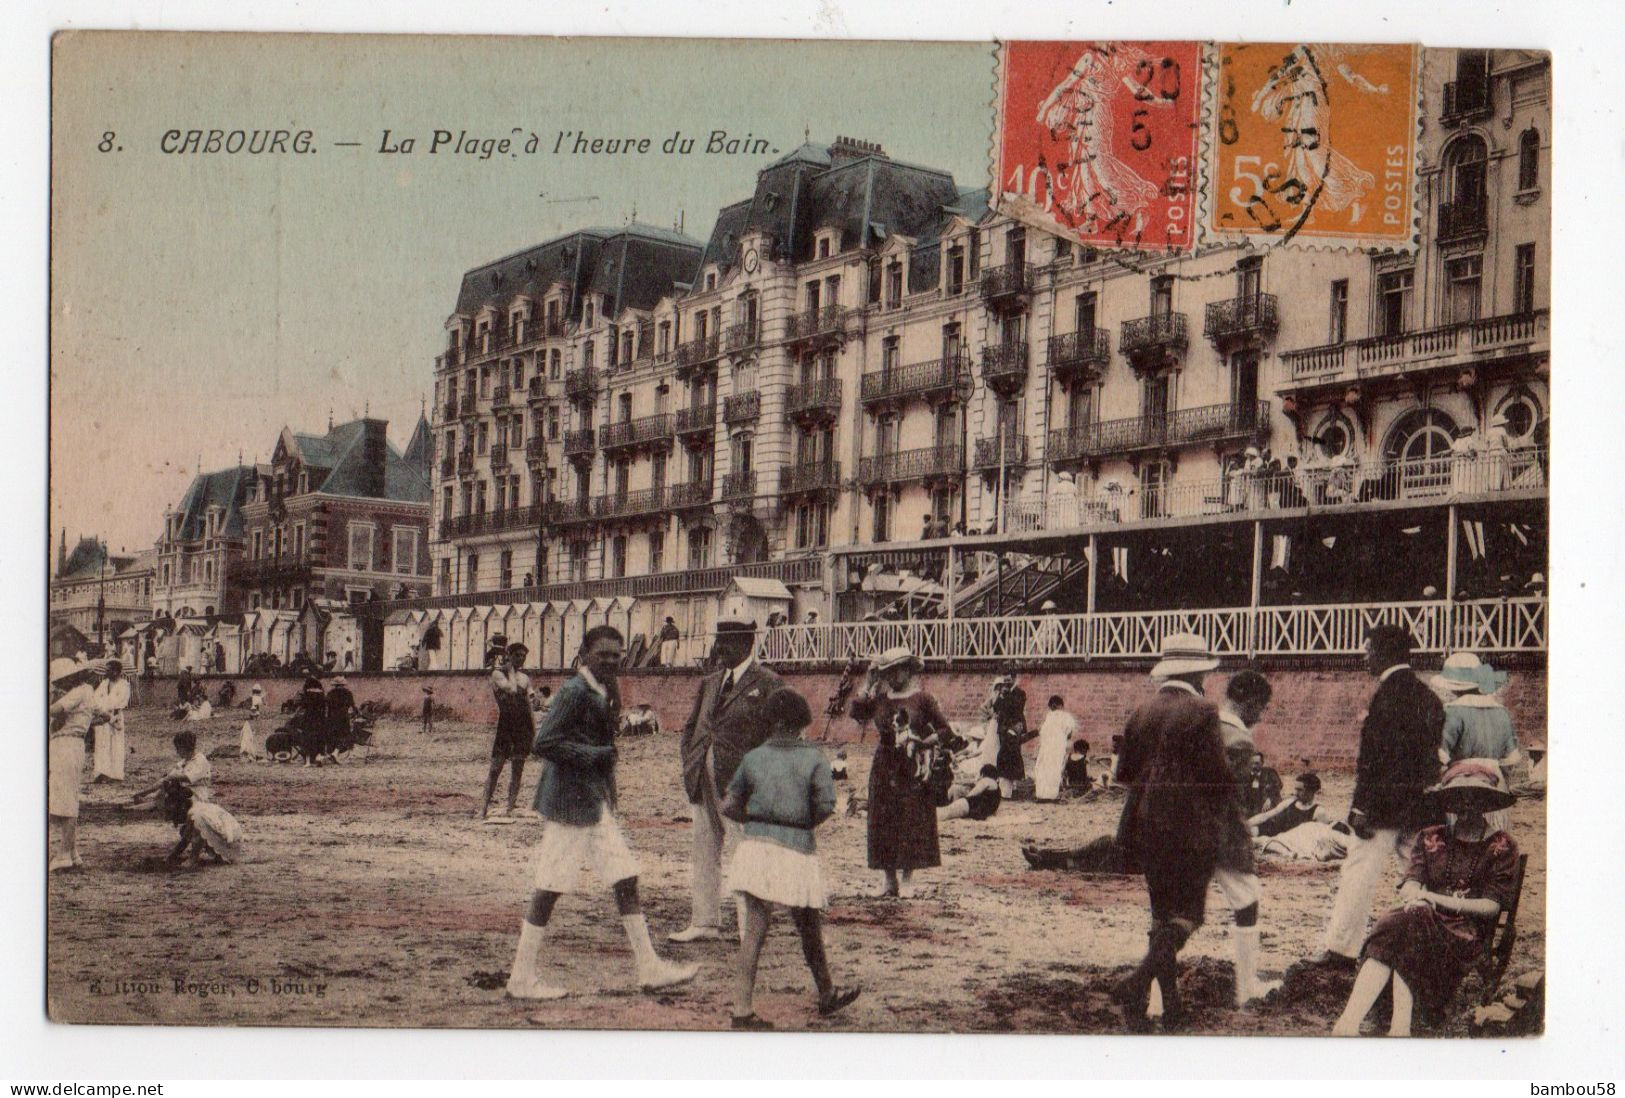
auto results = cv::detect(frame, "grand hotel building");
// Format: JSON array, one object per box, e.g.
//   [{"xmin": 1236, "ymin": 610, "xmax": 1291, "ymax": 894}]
[{"xmin": 404, "ymin": 48, "xmax": 1549, "ymax": 672}]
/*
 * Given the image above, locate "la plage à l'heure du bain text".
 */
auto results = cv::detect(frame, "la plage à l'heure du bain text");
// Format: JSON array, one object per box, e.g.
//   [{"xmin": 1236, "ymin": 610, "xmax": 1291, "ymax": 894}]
[{"xmin": 148, "ymin": 128, "xmax": 778, "ymax": 159}]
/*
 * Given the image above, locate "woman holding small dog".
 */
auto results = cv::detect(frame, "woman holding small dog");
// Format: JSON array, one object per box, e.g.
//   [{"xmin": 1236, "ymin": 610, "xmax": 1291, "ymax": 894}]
[{"xmin": 849, "ymin": 646, "xmax": 950, "ymax": 899}]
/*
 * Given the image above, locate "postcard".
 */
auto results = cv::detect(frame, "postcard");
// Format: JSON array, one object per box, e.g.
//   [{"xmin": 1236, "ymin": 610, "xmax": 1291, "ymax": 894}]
[{"xmin": 48, "ymin": 32, "xmax": 1548, "ymax": 1037}]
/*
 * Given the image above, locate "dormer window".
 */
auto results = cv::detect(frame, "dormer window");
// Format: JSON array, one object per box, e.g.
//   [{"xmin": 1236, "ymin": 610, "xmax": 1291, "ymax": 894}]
[
  {"xmin": 298, "ymin": 472, "xmax": 309, "ymax": 495},
  {"xmin": 705, "ymin": 272, "xmax": 717, "ymax": 291},
  {"xmin": 817, "ymin": 237, "xmax": 831, "ymax": 259}
]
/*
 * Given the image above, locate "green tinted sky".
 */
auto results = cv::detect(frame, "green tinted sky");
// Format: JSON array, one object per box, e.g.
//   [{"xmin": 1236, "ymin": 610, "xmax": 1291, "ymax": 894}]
[{"xmin": 51, "ymin": 32, "xmax": 994, "ymax": 552}]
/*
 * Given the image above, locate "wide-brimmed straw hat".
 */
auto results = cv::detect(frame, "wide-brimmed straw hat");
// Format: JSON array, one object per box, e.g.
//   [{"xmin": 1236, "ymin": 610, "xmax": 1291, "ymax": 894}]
[
  {"xmin": 1151, "ymin": 633, "xmax": 1219, "ymax": 679},
  {"xmin": 872, "ymin": 645, "xmax": 922, "ymax": 674},
  {"xmin": 49, "ymin": 657, "xmax": 83, "ymax": 684},
  {"xmin": 1432, "ymin": 652, "xmax": 1507, "ymax": 695},
  {"xmin": 1427, "ymin": 760, "xmax": 1517, "ymax": 813}
]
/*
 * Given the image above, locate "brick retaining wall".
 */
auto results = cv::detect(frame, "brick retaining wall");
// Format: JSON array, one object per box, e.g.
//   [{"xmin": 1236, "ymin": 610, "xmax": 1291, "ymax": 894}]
[{"xmin": 141, "ymin": 664, "xmax": 1546, "ymax": 768}]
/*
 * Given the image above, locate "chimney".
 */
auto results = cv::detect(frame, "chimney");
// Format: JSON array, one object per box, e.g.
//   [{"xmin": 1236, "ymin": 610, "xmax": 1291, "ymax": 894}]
[
  {"xmin": 829, "ymin": 135, "xmax": 886, "ymax": 165},
  {"xmin": 361, "ymin": 419, "xmax": 389, "ymax": 498}
]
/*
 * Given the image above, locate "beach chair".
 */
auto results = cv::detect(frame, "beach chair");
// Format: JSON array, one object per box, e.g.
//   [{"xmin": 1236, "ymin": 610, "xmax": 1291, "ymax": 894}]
[{"xmin": 1474, "ymin": 853, "xmax": 1529, "ymax": 1005}]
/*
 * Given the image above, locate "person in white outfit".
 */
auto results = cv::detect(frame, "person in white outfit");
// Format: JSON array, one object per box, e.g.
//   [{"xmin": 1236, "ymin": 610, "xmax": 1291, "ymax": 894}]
[
  {"xmin": 91, "ymin": 660, "xmax": 132, "ymax": 781},
  {"xmin": 1032, "ymin": 695, "xmax": 1078, "ymax": 802}
]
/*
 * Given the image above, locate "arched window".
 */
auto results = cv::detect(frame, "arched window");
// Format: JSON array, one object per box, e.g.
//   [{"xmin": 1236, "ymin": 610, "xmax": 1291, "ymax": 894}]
[
  {"xmin": 1440, "ymin": 135, "xmax": 1489, "ymax": 238},
  {"xmin": 1384, "ymin": 408, "xmax": 1459, "ymax": 497},
  {"xmin": 1518, "ymin": 128, "xmax": 1540, "ymax": 191},
  {"xmin": 1443, "ymin": 135, "xmax": 1488, "ymax": 204}
]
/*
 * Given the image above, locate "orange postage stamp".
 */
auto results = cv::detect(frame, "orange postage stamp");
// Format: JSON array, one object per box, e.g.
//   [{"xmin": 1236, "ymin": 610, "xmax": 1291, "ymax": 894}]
[{"xmin": 1205, "ymin": 42, "xmax": 1421, "ymax": 249}]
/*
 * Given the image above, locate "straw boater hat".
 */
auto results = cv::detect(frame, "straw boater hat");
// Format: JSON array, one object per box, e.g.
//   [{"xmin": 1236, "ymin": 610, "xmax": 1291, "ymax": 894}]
[
  {"xmin": 715, "ymin": 615, "xmax": 757, "ymax": 635},
  {"xmin": 1431, "ymin": 651, "xmax": 1507, "ymax": 695},
  {"xmin": 872, "ymin": 645, "xmax": 922, "ymax": 674},
  {"xmin": 1427, "ymin": 760, "xmax": 1517, "ymax": 814},
  {"xmin": 1150, "ymin": 633, "xmax": 1219, "ymax": 679}
]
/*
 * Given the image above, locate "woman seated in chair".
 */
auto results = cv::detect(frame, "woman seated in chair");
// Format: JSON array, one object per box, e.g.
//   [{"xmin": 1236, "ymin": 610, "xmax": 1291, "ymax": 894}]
[{"xmin": 1332, "ymin": 761, "xmax": 1521, "ymax": 1037}]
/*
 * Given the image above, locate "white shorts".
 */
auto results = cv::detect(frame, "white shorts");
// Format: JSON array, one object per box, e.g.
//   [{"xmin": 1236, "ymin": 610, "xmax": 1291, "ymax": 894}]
[
  {"xmin": 1212, "ymin": 865, "xmax": 1261, "ymax": 913},
  {"xmin": 530, "ymin": 812, "xmax": 642, "ymax": 893}
]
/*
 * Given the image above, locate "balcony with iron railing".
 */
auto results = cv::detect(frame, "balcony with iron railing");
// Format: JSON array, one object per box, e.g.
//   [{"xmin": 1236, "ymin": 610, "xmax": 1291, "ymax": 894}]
[
  {"xmin": 1204, "ymin": 293, "xmax": 1280, "ymax": 348},
  {"xmin": 721, "ymin": 469, "xmax": 756, "ymax": 500},
  {"xmin": 456, "ymin": 449, "xmax": 477, "ymax": 476},
  {"xmin": 489, "ymin": 444, "xmax": 510, "ymax": 471},
  {"xmin": 563, "ymin": 427, "xmax": 596, "ymax": 458},
  {"xmin": 780, "ymin": 461, "xmax": 842, "ymax": 497},
  {"xmin": 785, "ymin": 378, "xmax": 842, "ymax": 420},
  {"xmin": 439, "ymin": 454, "xmax": 455, "ymax": 477},
  {"xmin": 492, "ymin": 384, "xmax": 512, "ymax": 408},
  {"xmin": 458, "ymin": 394, "xmax": 477, "ymax": 418},
  {"xmin": 1437, "ymin": 192, "xmax": 1488, "ymax": 242},
  {"xmin": 980, "ymin": 341, "xmax": 1029, "ymax": 394},
  {"xmin": 860, "ymin": 354, "xmax": 969, "ymax": 406},
  {"xmin": 441, "ymin": 400, "xmax": 458, "ymax": 422},
  {"xmin": 674, "ymin": 333, "xmax": 721, "ymax": 376},
  {"xmin": 594, "ymin": 487, "xmax": 671, "ymax": 522},
  {"xmin": 1046, "ymin": 328, "xmax": 1112, "ymax": 387},
  {"xmin": 599, "ymin": 413, "xmax": 674, "ymax": 452},
  {"xmin": 526, "ymin": 376, "xmax": 547, "ymax": 402},
  {"xmin": 668, "ymin": 480, "xmax": 713, "ymax": 510},
  {"xmin": 675, "ymin": 403, "xmax": 717, "ymax": 442},
  {"xmin": 1120, "ymin": 312, "xmax": 1190, "ymax": 371},
  {"xmin": 547, "ymin": 497, "xmax": 595, "ymax": 525},
  {"xmin": 980, "ymin": 262, "xmax": 1037, "ymax": 309},
  {"xmin": 723, "ymin": 391, "xmax": 760, "ymax": 424},
  {"xmin": 440, "ymin": 504, "xmax": 546, "ymax": 539},
  {"xmin": 525, "ymin": 438, "xmax": 547, "ymax": 464},
  {"xmin": 1279, "ymin": 310, "xmax": 1549, "ymax": 388},
  {"xmin": 724, "ymin": 321, "xmax": 759, "ymax": 353},
  {"xmin": 564, "ymin": 367, "xmax": 598, "ymax": 401},
  {"xmin": 858, "ymin": 444, "xmax": 965, "ymax": 486},
  {"xmin": 1442, "ymin": 76, "xmax": 1491, "ymax": 123},
  {"xmin": 1047, "ymin": 400, "xmax": 1269, "ymax": 463},
  {"xmin": 974, "ymin": 434, "xmax": 1029, "ymax": 471},
  {"xmin": 786, "ymin": 305, "xmax": 850, "ymax": 344}
]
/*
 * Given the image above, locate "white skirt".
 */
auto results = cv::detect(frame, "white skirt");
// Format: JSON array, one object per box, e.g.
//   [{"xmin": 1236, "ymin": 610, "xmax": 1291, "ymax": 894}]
[
  {"xmin": 189, "ymin": 801, "xmax": 244, "ymax": 862},
  {"xmin": 725, "ymin": 836, "xmax": 827, "ymax": 909}
]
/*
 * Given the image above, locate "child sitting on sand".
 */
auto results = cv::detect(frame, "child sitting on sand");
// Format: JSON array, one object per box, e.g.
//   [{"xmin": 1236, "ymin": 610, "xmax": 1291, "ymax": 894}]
[
  {"xmin": 721, "ymin": 687, "xmax": 860, "ymax": 1030},
  {"xmin": 131, "ymin": 730, "xmax": 244, "ymax": 864}
]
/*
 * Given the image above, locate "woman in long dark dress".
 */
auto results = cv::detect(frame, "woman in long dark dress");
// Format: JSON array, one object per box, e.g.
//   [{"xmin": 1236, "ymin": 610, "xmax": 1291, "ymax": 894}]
[
  {"xmin": 990, "ymin": 672, "xmax": 1030, "ymax": 797},
  {"xmin": 849, "ymin": 646, "xmax": 952, "ymax": 899},
  {"xmin": 1332, "ymin": 760, "xmax": 1521, "ymax": 1037}
]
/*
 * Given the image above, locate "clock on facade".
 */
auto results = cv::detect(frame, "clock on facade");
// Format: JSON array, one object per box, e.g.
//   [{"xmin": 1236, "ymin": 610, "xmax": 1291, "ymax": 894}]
[{"xmin": 742, "ymin": 247, "xmax": 759, "ymax": 273}]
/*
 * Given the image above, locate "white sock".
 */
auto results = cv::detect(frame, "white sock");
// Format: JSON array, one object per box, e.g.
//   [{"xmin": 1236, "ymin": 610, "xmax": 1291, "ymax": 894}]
[
  {"xmin": 509, "ymin": 920, "xmax": 547, "ymax": 986},
  {"xmin": 1232, "ymin": 926, "xmax": 1278, "ymax": 1004},
  {"xmin": 622, "ymin": 914, "xmax": 660, "ymax": 970}
]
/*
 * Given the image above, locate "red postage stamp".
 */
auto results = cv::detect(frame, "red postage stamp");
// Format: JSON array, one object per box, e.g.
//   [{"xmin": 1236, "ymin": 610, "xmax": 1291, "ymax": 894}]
[
  {"xmin": 995, "ymin": 40, "xmax": 1203, "ymax": 253},
  {"xmin": 1205, "ymin": 42, "xmax": 1421, "ymax": 249}
]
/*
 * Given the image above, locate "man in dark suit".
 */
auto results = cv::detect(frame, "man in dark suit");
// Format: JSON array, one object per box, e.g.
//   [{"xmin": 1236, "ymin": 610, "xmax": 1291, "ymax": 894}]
[
  {"xmin": 1111, "ymin": 633, "xmax": 1236, "ymax": 1031},
  {"xmin": 669, "ymin": 617, "xmax": 784, "ymax": 943},
  {"xmin": 1319, "ymin": 624, "xmax": 1445, "ymax": 965},
  {"xmin": 504, "ymin": 625, "xmax": 697, "ymax": 999}
]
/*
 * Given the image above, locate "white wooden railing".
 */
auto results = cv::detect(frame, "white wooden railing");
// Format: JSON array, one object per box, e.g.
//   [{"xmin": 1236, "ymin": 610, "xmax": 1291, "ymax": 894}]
[{"xmin": 756, "ymin": 598, "xmax": 1546, "ymax": 665}]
